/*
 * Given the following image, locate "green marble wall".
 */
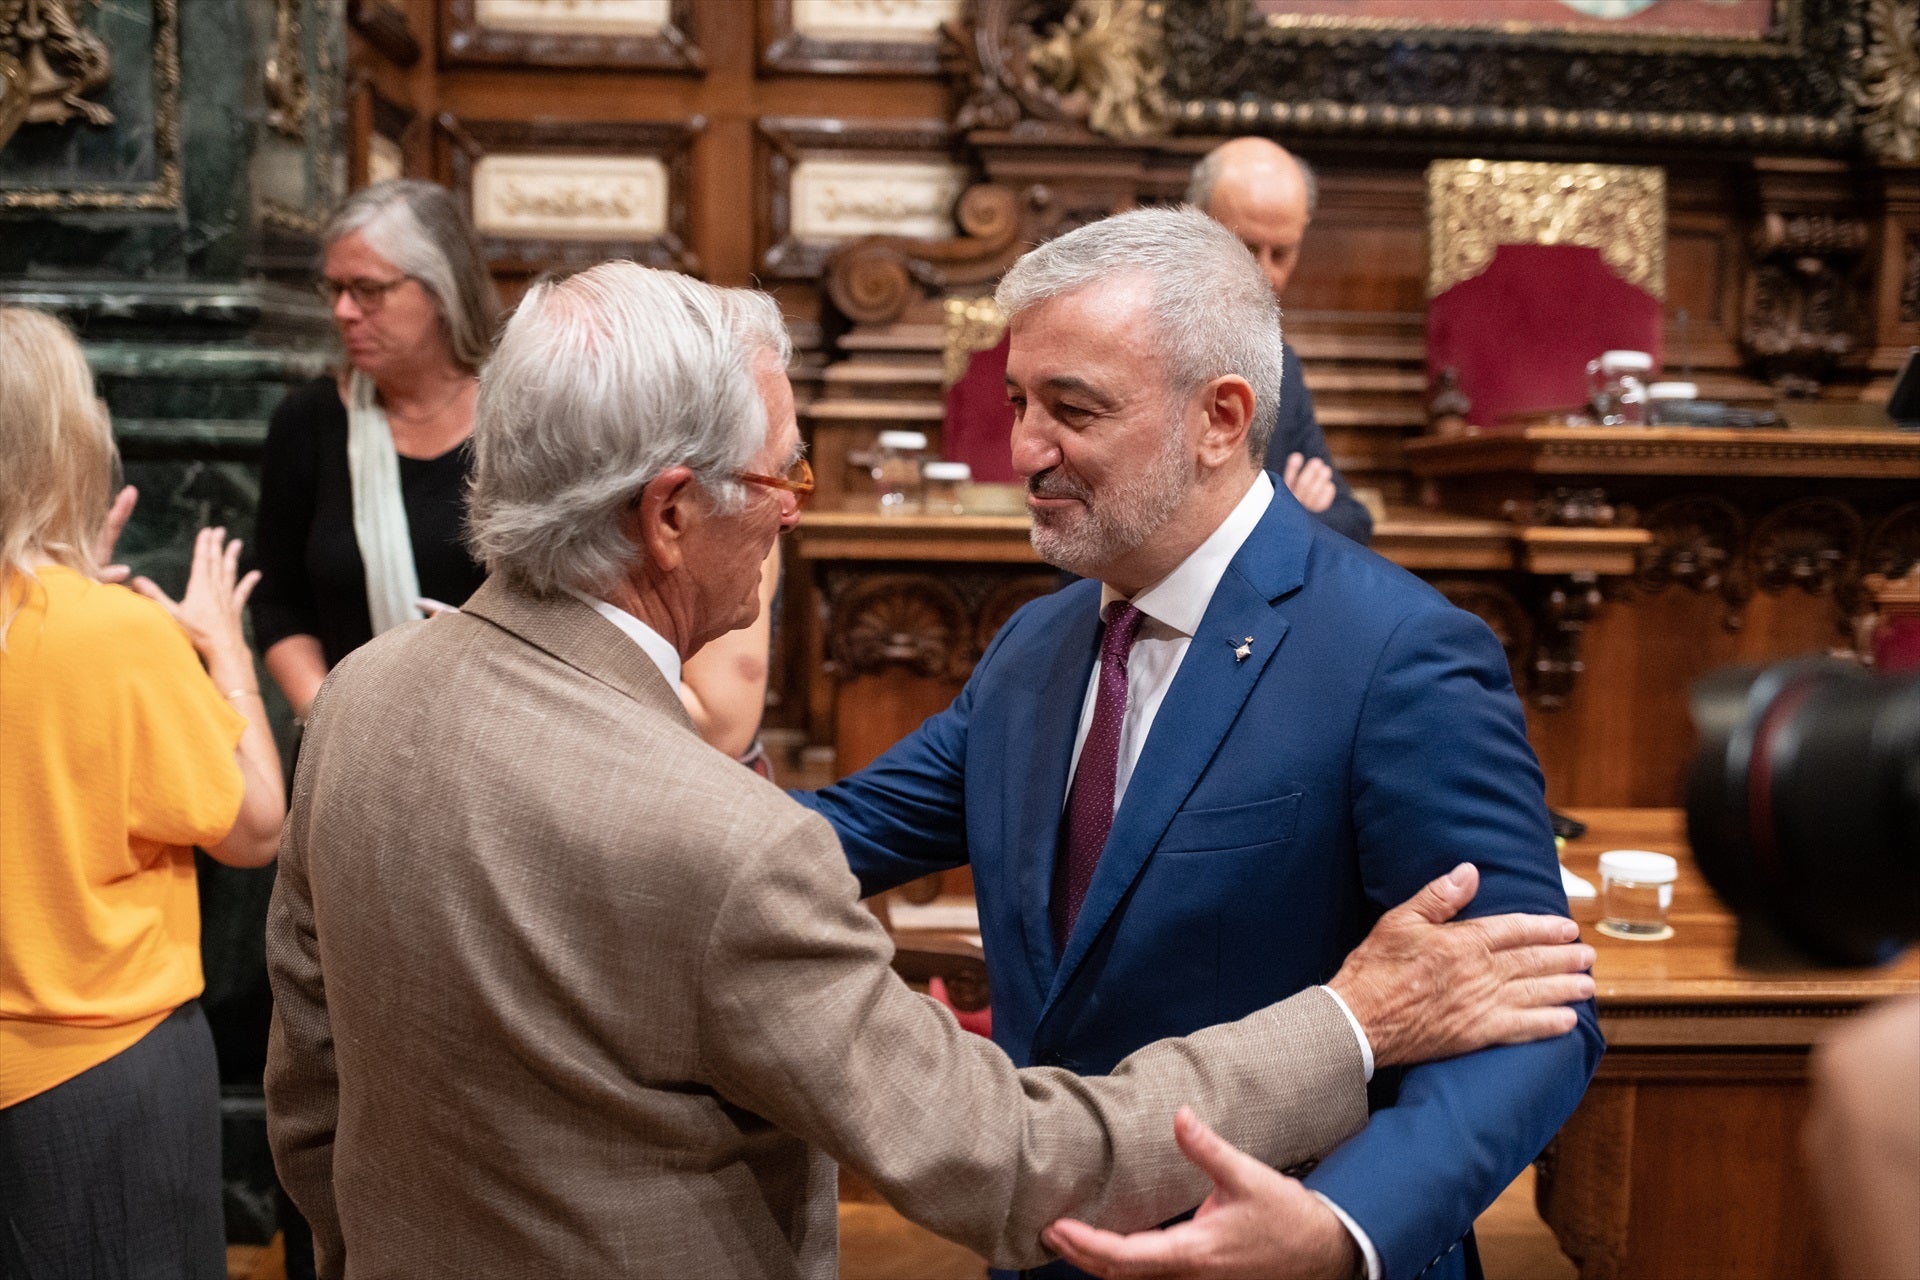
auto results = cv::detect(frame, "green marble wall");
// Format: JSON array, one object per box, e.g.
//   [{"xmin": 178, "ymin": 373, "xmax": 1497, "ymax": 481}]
[{"xmin": 3, "ymin": 0, "xmax": 346, "ymax": 1246}]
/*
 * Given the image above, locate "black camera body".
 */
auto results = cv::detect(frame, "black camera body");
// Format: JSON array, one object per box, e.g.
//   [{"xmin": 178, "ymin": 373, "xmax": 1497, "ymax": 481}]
[{"xmin": 1687, "ymin": 659, "xmax": 1920, "ymax": 969}]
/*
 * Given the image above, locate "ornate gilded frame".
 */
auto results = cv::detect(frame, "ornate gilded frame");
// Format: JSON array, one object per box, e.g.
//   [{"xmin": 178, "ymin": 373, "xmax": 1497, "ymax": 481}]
[
  {"xmin": 1426, "ymin": 160, "xmax": 1667, "ymax": 300},
  {"xmin": 436, "ymin": 114, "xmax": 702, "ymax": 276},
  {"xmin": 1163, "ymin": 0, "xmax": 1862, "ymax": 151},
  {"xmin": 757, "ymin": 116, "xmax": 961, "ymax": 280},
  {"xmin": 438, "ymin": 0, "xmax": 703, "ymax": 70},
  {"xmin": 1, "ymin": 0, "xmax": 181, "ymax": 211}
]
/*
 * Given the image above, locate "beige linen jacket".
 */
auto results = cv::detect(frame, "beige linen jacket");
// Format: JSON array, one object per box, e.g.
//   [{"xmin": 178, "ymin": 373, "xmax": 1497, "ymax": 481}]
[{"xmin": 265, "ymin": 576, "xmax": 1366, "ymax": 1280}]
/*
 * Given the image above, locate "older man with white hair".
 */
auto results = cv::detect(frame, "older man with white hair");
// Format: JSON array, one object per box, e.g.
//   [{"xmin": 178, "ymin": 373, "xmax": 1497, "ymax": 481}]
[
  {"xmin": 800, "ymin": 207, "xmax": 1602, "ymax": 1280},
  {"xmin": 262, "ymin": 261, "xmax": 1594, "ymax": 1280}
]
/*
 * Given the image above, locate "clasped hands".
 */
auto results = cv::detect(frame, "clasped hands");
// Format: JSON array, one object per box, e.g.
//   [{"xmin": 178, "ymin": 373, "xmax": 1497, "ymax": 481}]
[{"xmin": 1045, "ymin": 862, "xmax": 1594, "ymax": 1279}]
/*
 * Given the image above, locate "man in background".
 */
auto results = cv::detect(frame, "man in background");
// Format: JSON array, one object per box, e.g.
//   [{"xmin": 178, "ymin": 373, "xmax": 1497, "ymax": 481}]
[{"xmin": 1188, "ymin": 136, "xmax": 1374, "ymax": 544}]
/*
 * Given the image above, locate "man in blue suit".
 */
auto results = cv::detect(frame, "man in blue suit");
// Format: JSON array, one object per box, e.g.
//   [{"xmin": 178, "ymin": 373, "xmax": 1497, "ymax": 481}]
[
  {"xmin": 1188, "ymin": 137, "xmax": 1374, "ymax": 546},
  {"xmin": 795, "ymin": 206, "xmax": 1601, "ymax": 1279}
]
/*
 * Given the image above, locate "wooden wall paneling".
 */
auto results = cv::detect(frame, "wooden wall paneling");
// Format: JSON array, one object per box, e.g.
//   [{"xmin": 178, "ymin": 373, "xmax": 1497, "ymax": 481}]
[
  {"xmin": 345, "ymin": 0, "xmax": 437, "ymax": 179},
  {"xmin": 756, "ymin": 116, "xmax": 962, "ymax": 281},
  {"xmin": 438, "ymin": 0, "xmax": 703, "ymax": 70},
  {"xmin": 348, "ymin": 78, "xmax": 416, "ymax": 190},
  {"xmin": 437, "ymin": 114, "xmax": 703, "ymax": 279},
  {"xmin": 758, "ymin": 0, "xmax": 958, "ymax": 77},
  {"xmin": 348, "ymin": 0, "xmax": 422, "ymax": 67},
  {"xmin": 1870, "ymin": 165, "xmax": 1920, "ymax": 388}
]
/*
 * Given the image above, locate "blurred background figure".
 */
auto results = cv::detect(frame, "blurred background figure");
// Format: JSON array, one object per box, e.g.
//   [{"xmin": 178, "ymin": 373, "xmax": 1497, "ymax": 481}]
[
  {"xmin": 0, "ymin": 307, "xmax": 285, "ymax": 1279},
  {"xmin": 251, "ymin": 179, "xmax": 500, "ymax": 721},
  {"xmin": 1186, "ymin": 137, "xmax": 1374, "ymax": 544},
  {"xmin": 1804, "ymin": 996, "xmax": 1920, "ymax": 1279}
]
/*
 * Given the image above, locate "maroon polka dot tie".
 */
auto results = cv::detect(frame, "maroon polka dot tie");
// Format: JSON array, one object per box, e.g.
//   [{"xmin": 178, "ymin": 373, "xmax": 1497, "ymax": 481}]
[{"xmin": 1052, "ymin": 600, "xmax": 1145, "ymax": 952}]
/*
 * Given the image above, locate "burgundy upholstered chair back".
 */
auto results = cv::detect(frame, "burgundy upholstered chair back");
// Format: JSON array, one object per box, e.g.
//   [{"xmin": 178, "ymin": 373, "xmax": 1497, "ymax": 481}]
[
  {"xmin": 1426, "ymin": 160, "xmax": 1668, "ymax": 429},
  {"xmin": 941, "ymin": 297, "xmax": 1018, "ymax": 483}
]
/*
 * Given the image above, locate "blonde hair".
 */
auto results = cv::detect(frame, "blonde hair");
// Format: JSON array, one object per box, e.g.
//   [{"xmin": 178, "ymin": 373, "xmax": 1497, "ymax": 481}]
[{"xmin": 0, "ymin": 307, "xmax": 118, "ymax": 627}]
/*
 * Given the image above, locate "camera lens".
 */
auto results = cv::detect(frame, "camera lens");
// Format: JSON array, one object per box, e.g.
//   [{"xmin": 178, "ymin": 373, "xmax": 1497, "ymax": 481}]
[{"xmin": 1687, "ymin": 660, "xmax": 1920, "ymax": 967}]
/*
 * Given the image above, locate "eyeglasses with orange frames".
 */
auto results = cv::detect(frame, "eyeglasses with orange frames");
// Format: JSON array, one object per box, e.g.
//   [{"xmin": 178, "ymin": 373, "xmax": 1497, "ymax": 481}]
[{"xmin": 737, "ymin": 456, "xmax": 815, "ymax": 507}]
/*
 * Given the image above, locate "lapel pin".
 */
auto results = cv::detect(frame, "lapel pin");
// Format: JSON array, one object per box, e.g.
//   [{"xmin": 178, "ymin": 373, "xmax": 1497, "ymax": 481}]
[{"xmin": 1231, "ymin": 635, "xmax": 1254, "ymax": 663}]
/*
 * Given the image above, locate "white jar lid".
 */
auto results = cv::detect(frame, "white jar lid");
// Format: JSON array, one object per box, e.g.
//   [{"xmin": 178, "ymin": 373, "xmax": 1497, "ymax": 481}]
[
  {"xmin": 1648, "ymin": 382, "xmax": 1698, "ymax": 399},
  {"xmin": 877, "ymin": 430, "xmax": 929, "ymax": 450},
  {"xmin": 1598, "ymin": 850, "xmax": 1679, "ymax": 884},
  {"xmin": 1599, "ymin": 350, "xmax": 1654, "ymax": 372},
  {"xmin": 922, "ymin": 461, "xmax": 972, "ymax": 481}
]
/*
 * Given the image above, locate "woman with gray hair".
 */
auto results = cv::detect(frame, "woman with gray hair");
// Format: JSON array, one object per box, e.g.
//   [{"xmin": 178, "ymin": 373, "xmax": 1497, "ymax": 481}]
[{"xmin": 250, "ymin": 179, "xmax": 501, "ymax": 720}]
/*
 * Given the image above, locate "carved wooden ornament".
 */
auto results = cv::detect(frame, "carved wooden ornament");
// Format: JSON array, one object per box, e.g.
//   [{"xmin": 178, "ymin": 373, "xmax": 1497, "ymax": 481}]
[{"xmin": 1426, "ymin": 159, "xmax": 1666, "ymax": 300}]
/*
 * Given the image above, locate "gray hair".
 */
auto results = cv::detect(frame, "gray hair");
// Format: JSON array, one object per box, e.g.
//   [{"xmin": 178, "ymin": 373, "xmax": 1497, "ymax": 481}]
[
  {"xmin": 1185, "ymin": 143, "xmax": 1320, "ymax": 218},
  {"xmin": 465, "ymin": 262, "xmax": 790, "ymax": 596},
  {"xmin": 324, "ymin": 179, "xmax": 501, "ymax": 371},
  {"xmin": 995, "ymin": 205, "xmax": 1287, "ymax": 462}
]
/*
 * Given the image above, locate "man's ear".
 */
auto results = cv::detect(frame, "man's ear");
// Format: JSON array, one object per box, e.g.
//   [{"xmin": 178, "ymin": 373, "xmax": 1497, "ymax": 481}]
[
  {"xmin": 626, "ymin": 465, "xmax": 699, "ymax": 574},
  {"xmin": 1195, "ymin": 376, "xmax": 1256, "ymax": 468}
]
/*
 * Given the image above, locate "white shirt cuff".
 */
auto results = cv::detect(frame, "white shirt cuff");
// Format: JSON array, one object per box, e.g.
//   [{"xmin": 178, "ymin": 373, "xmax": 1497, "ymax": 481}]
[
  {"xmin": 1311, "ymin": 1191, "xmax": 1384, "ymax": 1280},
  {"xmin": 1318, "ymin": 985, "xmax": 1375, "ymax": 1082}
]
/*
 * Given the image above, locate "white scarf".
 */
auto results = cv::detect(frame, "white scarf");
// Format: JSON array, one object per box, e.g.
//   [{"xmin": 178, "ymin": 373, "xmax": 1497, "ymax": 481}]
[{"xmin": 345, "ymin": 371, "xmax": 423, "ymax": 637}]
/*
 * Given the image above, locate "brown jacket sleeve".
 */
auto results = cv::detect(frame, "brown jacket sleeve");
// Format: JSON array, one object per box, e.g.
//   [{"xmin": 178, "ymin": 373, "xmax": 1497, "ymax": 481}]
[
  {"xmin": 695, "ymin": 805, "xmax": 1368, "ymax": 1270},
  {"xmin": 264, "ymin": 722, "xmax": 346, "ymax": 1278}
]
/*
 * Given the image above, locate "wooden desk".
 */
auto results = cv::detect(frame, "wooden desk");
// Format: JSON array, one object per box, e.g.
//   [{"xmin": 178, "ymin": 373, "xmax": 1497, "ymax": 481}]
[
  {"xmin": 886, "ymin": 808, "xmax": 1920, "ymax": 1279},
  {"xmin": 1545, "ymin": 808, "xmax": 1919, "ymax": 1279},
  {"xmin": 789, "ymin": 505, "xmax": 1647, "ymax": 778}
]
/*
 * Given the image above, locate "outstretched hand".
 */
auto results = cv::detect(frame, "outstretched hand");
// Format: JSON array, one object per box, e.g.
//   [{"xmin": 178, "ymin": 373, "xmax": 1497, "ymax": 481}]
[
  {"xmin": 91, "ymin": 485, "xmax": 138, "ymax": 583},
  {"xmin": 1329, "ymin": 863, "xmax": 1595, "ymax": 1068},
  {"xmin": 132, "ymin": 526, "xmax": 260, "ymax": 665},
  {"xmin": 1042, "ymin": 1108, "xmax": 1358, "ymax": 1280}
]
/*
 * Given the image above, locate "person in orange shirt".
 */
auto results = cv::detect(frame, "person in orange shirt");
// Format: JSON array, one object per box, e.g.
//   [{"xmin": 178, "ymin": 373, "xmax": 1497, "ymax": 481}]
[{"xmin": 0, "ymin": 307, "xmax": 285, "ymax": 1279}]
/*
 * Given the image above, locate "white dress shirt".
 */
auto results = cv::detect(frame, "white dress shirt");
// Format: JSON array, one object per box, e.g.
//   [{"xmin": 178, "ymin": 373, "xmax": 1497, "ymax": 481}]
[
  {"xmin": 1066, "ymin": 471, "xmax": 1384, "ymax": 1279},
  {"xmin": 564, "ymin": 588, "xmax": 682, "ymax": 689}
]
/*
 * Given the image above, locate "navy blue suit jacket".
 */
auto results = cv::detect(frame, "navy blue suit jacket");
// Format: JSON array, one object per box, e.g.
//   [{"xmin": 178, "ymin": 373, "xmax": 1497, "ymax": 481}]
[
  {"xmin": 796, "ymin": 490, "xmax": 1601, "ymax": 1279},
  {"xmin": 1277, "ymin": 341, "xmax": 1373, "ymax": 545}
]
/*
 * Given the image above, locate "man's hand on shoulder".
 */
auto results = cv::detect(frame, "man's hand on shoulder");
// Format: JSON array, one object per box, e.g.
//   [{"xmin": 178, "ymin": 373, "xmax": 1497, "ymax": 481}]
[
  {"xmin": 1329, "ymin": 863, "xmax": 1595, "ymax": 1069},
  {"xmin": 1043, "ymin": 1108, "xmax": 1360, "ymax": 1280}
]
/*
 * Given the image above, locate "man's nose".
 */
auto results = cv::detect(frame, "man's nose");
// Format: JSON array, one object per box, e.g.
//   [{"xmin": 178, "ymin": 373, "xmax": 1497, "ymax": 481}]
[
  {"xmin": 333, "ymin": 293, "xmax": 363, "ymax": 325},
  {"xmin": 1009, "ymin": 417, "xmax": 1059, "ymax": 479}
]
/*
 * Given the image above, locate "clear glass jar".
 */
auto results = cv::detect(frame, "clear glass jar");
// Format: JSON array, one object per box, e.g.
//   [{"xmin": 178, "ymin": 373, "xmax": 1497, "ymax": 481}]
[
  {"xmin": 872, "ymin": 430, "xmax": 928, "ymax": 514},
  {"xmin": 1585, "ymin": 350, "xmax": 1654, "ymax": 426},
  {"xmin": 1598, "ymin": 849, "xmax": 1677, "ymax": 940},
  {"xmin": 921, "ymin": 460, "xmax": 971, "ymax": 516}
]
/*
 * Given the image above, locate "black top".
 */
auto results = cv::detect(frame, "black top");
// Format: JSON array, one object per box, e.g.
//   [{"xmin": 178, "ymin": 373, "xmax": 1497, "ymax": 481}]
[{"xmin": 249, "ymin": 376, "xmax": 487, "ymax": 669}]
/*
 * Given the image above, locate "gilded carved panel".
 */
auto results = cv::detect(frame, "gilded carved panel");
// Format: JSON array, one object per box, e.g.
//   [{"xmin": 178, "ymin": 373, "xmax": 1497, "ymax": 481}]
[
  {"xmin": 0, "ymin": 0, "xmax": 178, "ymax": 209},
  {"xmin": 1426, "ymin": 159, "xmax": 1666, "ymax": 300}
]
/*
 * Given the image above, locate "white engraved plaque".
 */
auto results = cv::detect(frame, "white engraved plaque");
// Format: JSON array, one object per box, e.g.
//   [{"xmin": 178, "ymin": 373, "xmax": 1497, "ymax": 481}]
[
  {"xmin": 472, "ymin": 154, "xmax": 668, "ymax": 241},
  {"xmin": 475, "ymin": 0, "xmax": 668, "ymax": 36},
  {"xmin": 789, "ymin": 158, "xmax": 964, "ymax": 242},
  {"xmin": 791, "ymin": 0, "xmax": 962, "ymax": 42}
]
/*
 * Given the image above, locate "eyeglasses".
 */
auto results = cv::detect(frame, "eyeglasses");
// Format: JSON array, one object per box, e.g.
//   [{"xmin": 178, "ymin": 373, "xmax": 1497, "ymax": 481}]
[
  {"xmin": 737, "ymin": 456, "xmax": 815, "ymax": 507},
  {"xmin": 316, "ymin": 275, "xmax": 413, "ymax": 310}
]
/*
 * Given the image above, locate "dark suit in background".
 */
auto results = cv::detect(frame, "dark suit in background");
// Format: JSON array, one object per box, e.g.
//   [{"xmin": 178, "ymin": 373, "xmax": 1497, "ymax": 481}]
[{"xmin": 1275, "ymin": 341, "xmax": 1373, "ymax": 545}]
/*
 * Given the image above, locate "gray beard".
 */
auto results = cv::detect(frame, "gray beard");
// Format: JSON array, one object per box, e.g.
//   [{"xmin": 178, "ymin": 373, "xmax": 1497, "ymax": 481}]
[{"xmin": 1029, "ymin": 427, "xmax": 1192, "ymax": 578}]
